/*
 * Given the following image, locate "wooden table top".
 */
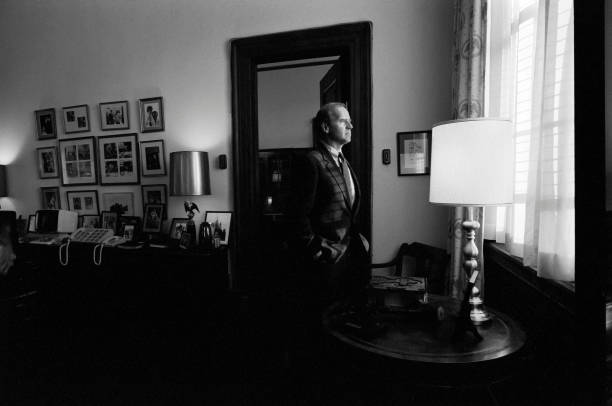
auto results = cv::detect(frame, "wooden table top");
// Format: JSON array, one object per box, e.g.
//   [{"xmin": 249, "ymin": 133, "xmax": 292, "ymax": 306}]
[{"xmin": 323, "ymin": 295, "xmax": 526, "ymax": 365}]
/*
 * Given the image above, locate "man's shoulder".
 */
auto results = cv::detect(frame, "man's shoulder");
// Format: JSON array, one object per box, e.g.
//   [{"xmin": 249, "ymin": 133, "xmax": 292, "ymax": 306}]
[{"xmin": 306, "ymin": 148, "xmax": 327, "ymax": 164}]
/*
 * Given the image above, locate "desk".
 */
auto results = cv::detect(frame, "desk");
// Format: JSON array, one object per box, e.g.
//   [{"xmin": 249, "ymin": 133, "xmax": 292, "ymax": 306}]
[
  {"xmin": 323, "ymin": 295, "xmax": 527, "ymax": 388},
  {"xmin": 15, "ymin": 243, "xmax": 229, "ymax": 327}
]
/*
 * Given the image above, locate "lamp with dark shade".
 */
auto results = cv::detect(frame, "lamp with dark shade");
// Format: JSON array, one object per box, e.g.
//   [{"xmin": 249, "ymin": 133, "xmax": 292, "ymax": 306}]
[
  {"xmin": 169, "ymin": 151, "xmax": 211, "ymax": 247},
  {"xmin": 429, "ymin": 118, "xmax": 514, "ymax": 325}
]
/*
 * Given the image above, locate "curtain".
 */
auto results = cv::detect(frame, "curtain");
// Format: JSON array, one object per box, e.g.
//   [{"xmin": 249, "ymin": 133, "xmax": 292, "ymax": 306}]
[
  {"xmin": 487, "ymin": 0, "xmax": 575, "ymax": 281},
  {"xmin": 448, "ymin": 0, "xmax": 488, "ymax": 298}
]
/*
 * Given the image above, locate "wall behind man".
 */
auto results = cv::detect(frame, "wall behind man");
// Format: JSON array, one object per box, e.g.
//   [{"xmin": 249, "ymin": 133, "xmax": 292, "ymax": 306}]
[
  {"xmin": 258, "ymin": 64, "xmax": 332, "ymax": 149},
  {"xmin": 0, "ymin": 0, "xmax": 453, "ymax": 263}
]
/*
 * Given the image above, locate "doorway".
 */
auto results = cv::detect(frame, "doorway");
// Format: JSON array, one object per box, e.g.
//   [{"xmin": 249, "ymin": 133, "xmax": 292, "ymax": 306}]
[{"xmin": 230, "ymin": 22, "xmax": 372, "ymax": 290}]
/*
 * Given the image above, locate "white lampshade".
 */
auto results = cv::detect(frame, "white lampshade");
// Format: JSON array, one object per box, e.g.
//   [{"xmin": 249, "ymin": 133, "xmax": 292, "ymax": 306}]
[{"xmin": 429, "ymin": 118, "xmax": 514, "ymax": 206}]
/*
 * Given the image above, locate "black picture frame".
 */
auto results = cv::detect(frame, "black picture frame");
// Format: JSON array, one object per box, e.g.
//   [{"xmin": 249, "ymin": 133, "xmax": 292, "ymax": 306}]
[
  {"xmin": 204, "ymin": 211, "xmax": 232, "ymax": 246},
  {"xmin": 169, "ymin": 218, "xmax": 189, "ymax": 241},
  {"xmin": 62, "ymin": 104, "xmax": 90, "ymax": 134},
  {"xmin": 101, "ymin": 211, "xmax": 118, "ymax": 233},
  {"xmin": 37, "ymin": 146, "xmax": 60, "ymax": 179},
  {"xmin": 58, "ymin": 136, "xmax": 98, "ymax": 186},
  {"xmin": 118, "ymin": 216, "xmax": 142, "ymax": 241},
  {"xmin": 142, "ymin": 204, "xmax": 163, "ymax": 233},
  {"xmin": 99, "ymin": 100, "xmax": 130, "ymax": 131},
  {"xmin": 141, "ymin": 184, "xmax": 168, "ymax": 219},
  {"xmin": 397, "ymin": 130, "xmax": 432, "ymax": 176},
  {"xmin": 139, "ymin": 97, "xmax": 164, "ymax": 133},
  {"xmin": 66, "ymin": 189, "xmax": 100, "ymax": 215},
  {"xmin": 41, "ymin": 186, "xmax": 61, "ymax": 210},
  {"xmin": 139, "ymin": 139, "xmax": 167, "ymax": 177},
  {"xmin": 35, "ymin": 108, "xmax": 57, "ymax": 140},
  {"xmin": 97, "ymin": 133, "xmax": 140, "ymax": 185}
]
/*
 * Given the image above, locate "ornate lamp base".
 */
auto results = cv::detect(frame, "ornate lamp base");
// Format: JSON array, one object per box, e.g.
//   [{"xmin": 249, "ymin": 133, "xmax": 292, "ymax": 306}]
[
  {"xmin": 462, "ymin": 207, "xmax": 491, "ymax": 326},
  {"xmin": 469, "ymin": 284, "xmax": 491, "ymax": 325}
]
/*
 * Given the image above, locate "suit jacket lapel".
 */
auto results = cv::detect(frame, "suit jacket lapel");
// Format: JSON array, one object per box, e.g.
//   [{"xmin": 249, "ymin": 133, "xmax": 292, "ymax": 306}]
[
  {"xmin": 345, "ymin": 159, "xmax": 360, "ymax": 215},
  {"xmin": 318, "ymin": 144, "xmax": 351, "ymax": 211}
]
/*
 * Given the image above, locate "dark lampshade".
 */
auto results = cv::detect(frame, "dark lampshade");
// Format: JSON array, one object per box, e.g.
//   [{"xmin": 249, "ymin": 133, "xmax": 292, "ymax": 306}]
[
  {"xmin": 169, "ymin": 151, "xmax": 211, "ymax": 196},
  {"xmin": 0, "ymin": 165, "xmax": 7, "ymax": 197}
]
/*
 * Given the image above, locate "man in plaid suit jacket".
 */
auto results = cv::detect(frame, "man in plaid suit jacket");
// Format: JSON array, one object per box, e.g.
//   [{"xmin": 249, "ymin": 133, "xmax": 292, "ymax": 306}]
[{"xmin": 291, "ymin": 102, "xmax": 370, "ymax": 308}]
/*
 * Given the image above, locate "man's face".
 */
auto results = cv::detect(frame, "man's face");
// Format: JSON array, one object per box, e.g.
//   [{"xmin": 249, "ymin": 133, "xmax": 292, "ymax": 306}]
[{"xmin": 323, "ymin": 106, "xmax": 353, "ymax": 147}]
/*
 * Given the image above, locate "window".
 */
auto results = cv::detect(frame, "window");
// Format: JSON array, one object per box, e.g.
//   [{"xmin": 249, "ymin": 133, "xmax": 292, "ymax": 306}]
[{"xmin": 486, "ymin": 0, "xmax": 574, "ymax": 281}]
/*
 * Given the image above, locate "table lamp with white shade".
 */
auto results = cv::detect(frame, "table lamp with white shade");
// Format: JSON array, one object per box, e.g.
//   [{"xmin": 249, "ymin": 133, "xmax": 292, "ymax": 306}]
[{"xmin": 429, "ymin": 118, "xmax": 514, "ymax": 324}]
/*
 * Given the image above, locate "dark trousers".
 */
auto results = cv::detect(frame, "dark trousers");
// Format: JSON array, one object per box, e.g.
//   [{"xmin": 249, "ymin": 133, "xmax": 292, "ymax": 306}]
[{"xmin": 285, "ymin": 237, "xmax": 370, "ymax": 379}]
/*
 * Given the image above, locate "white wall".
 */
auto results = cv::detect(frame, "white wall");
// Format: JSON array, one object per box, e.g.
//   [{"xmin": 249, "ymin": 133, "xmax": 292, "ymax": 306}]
[
  {"xmin": 0, "ymin": 0, "xmax": 453, "ymax": 262},
  {"xmin": 258, "ymin": 64, "xmax": 332, "ymax": 149}
]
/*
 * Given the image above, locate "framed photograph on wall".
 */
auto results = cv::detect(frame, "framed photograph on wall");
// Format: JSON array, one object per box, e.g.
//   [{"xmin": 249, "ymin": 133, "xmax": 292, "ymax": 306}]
[
  {"xmin": 99, "ymin": 100, "xmax": 129, "ymax": 131},
  {"xmin": 97, "ymin": 133, "xmax": 139, "ymax": 185},
  {"xmin": 37, "ymin": 146, "xmax": 59, "ymax": 179},
  {"xmin": 204, "ymin": 211, "xmax": 232, "ymax": 246},
  {"xmin": 35, "ymin": 108, "xmax": 57, "ymax": 140},
  {"xmin": 142, "ymin": 204, "xmax": 163, "ymax": 233},
  {"xmin": 103, "ymin": 192, "xmax": 135, "ymax": 216},
  {"xmin": 62, "ymin": 104, "xmax": 90, "ymax": 134},
  {"xmin": 66, "ymin": 190, "xmax": 99, "ymax": 215},
  {"xmin": 139, "ymin": 140, "xmax": 167, "ymax": 177},
  {"xmin": 139, "ymin": 97, "xmax": 164, "ymax": 132},
  {"xmin": 397, "ymin": 130, "xmax": 432, "ymax": 176},
  {"xmin": 169, "ymin": 218, "xmax": 189, "ymax": 241},
  {"xmin": 58, "ymin": 136, "xmax": 98, "ymax": 186},
  {"xmin": 82, "ymin": 214, "xmax": 100, "ymax": 228},
  {"xmin": 41, "ymin": 187, "xmax": 61, "ymax": 210},
  {"xmin": 101, "ymin": 211, "xmax": 118, "ymax": 233},
  {"xmin": 141, "ymin": 184, "xmax": 167, "ymax": 219}
]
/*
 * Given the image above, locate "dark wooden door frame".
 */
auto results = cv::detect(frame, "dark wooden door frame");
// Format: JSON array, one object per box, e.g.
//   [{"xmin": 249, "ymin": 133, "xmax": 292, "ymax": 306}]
[{"xmin": 230, "ymin": 22, "xmax": 372, "ymax": 289}]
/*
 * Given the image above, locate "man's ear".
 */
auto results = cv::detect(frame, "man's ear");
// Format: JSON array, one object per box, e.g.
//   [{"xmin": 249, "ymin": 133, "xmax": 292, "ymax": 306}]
[{"xmin": 321, "ymin": 122, "xmax": 330, "ymax": 134}]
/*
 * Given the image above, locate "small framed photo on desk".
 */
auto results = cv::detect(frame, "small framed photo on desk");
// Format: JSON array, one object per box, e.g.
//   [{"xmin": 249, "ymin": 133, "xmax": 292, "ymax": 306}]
[
  {"xmin": 169, "ymin": 218, "xmax": 189, "ymax": 242},
  {"xmin": 143, "ymin": 204, "xmax": 163, "ymax": 233},
  {"xmin": 178, "ymin": 232, "xmax": 191, "ymax": 249}
]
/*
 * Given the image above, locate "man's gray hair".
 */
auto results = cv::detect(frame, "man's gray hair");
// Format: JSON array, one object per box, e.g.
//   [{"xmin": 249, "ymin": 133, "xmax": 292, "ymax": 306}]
[{"xmin": 313, "ymin": 102, "xmax": 347, "ymax": 139}]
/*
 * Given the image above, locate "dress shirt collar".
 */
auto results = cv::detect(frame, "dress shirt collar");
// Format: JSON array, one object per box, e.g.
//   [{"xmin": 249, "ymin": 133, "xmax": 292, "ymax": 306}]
[{"xmin": 320, "ymin": 140, "xmax": 343, "ymax": 163}]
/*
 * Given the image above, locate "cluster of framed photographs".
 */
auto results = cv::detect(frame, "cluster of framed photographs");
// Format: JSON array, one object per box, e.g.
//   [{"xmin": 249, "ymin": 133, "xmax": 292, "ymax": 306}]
[
  {"xmin": 40, "ymin": 186, "xmax": 167, "ymax": 216},
  {"xmin": 37, "ymin": 134, "xmax": 166, "ymax": 184},
  {"xmin": 32, "ymin": 96, "xmax": 231, "ymax": 247},
  {"xmin": 35, "ymin": 97, "xmax": 164, "ymax": 139},
  {"xmin": 35, "ymin": 182, "xmax": 232, "ymax": 246}
]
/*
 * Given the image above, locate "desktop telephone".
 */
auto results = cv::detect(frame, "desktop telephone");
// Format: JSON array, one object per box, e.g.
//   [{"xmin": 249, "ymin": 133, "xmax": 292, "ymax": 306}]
[
  {"xmin": 70, "ymin": 228, "xmax": 123, "ymax": 245},
  {"xmin": 59, "ymin": 228, "xmax": 126, "ymax": 266}
]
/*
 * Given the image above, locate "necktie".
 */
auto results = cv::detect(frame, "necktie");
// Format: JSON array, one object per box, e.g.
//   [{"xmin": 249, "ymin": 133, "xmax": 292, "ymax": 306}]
[{"xmin": 339, "ymin": 153, "xmax": 355, "ymax": 207}]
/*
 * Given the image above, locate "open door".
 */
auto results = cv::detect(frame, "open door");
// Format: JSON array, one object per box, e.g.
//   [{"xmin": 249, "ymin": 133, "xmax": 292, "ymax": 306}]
[
  {"xmin": 231, "ymin": 22, "xmax": 372, "ymax": 291},
  {"xmin": 320, "ymin": 62, "xmax": 343, "ymax": 106}
]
